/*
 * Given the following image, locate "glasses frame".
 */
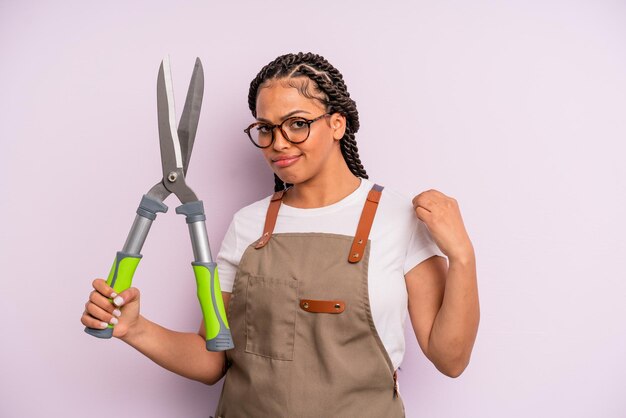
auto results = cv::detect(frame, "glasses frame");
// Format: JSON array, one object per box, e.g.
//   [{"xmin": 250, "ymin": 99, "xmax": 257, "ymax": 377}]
[{"xmin": 244, "ymin": 113, "xmax": 332, "ymax": 149}]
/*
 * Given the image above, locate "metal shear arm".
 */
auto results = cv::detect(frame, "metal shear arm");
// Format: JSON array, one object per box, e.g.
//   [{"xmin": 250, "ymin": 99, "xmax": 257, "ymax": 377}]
[
  {"xmin": 84, "ymin": 194, "xmax": 167, "ymax": 339},
  {"xmin": 176, "ymin": 201, "xmax": 233, "ymax": 351}
]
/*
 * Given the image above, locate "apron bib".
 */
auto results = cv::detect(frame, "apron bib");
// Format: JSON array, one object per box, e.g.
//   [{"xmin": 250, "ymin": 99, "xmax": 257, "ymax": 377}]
[{"xmin": 214, "ymin": 183, "xmax": 405, "ymax": 417}]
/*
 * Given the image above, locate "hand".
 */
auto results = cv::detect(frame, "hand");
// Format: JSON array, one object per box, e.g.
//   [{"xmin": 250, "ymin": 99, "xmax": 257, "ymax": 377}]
[
  {"xmin": 412, "ymin": 189, "xmax": 474, "ymax": 262},
  {"xmin": 81, "ymin": 279, "xmax": 142, "ymax": 340}
]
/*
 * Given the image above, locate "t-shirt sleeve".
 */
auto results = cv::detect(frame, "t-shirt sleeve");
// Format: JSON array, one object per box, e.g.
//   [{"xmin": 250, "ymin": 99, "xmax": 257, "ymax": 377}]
[
  {"xmin": 403, "ymin": 215, "xmax": 446, "ymax": 275},
  {"xmin": 216, "ymin": 215, "xmax": 239, "ymax": 293}
]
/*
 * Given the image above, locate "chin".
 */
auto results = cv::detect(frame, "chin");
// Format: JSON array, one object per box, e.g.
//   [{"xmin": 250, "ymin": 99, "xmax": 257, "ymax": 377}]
[
  {"xmin": 276, "ymin": 175, "xmax": 300, "ymax": 185},
  {"xmin": 273, "ymin": 170, "xmax": 306, "ymax": 185}
]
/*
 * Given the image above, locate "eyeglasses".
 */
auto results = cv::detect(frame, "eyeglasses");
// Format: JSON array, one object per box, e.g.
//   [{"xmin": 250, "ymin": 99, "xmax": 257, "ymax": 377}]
[{"xmin": 244, "ymin": 113, "xmax": 332, "ymax": 148}]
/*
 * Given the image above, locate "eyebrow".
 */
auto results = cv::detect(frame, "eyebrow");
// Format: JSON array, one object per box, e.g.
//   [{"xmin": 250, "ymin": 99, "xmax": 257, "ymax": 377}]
[{"xmin": 256, "ymin": 109, "xmax": 311, "ymax": 123}]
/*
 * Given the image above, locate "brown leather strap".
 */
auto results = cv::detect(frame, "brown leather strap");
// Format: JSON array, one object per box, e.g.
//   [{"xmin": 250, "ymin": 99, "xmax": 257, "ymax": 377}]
[
  {"xmin": 254, "ymin": 189, "xmax": 285, "ymax": 249},
  {"xmin": 299, "ymin": 299, "xmax": 346, "ymax": 314},
  {"xmin": 348, "ymin": 184, "xmax": 384, "ymax": 263},
  {"xmin": 393, "ymin": 369, "xmax": 398, "ymax": 398},
  {"xmin": 254, "ymin": 183, "xmax": 384, "ymax": 257}
]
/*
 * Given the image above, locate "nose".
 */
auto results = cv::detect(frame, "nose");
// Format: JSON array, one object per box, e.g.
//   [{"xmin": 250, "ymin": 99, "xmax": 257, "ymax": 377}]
[{"xmin": 272, "ymin": 126, "xmax": 290, "ymax": 150}]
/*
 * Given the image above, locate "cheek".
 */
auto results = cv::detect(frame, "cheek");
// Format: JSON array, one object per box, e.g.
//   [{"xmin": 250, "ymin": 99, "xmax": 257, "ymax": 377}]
[
  {"xmin": 306, "ymin": 130, "xmax": 334, "ymax": 154},
  {"xmin": 312, "ymin": 135, "xmax": 337, "ymax": 158}
]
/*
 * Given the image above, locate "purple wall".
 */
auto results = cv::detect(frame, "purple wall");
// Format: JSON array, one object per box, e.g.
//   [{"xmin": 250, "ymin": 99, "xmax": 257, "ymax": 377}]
[{"xmin": 1, "ymin": 1, "xmax": 625, "ymax": 417}]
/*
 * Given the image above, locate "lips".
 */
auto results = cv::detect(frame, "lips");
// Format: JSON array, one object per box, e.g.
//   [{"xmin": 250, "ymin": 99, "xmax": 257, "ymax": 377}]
[{"xmin": 272, "ymin": 154, "xmax": 301, "ymax": 168}]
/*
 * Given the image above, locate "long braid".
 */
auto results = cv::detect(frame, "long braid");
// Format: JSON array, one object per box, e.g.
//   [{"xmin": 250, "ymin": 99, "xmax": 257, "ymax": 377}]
[{"xmin": 248, "ymin": 52, "xmax": 368, "ymax": 192}]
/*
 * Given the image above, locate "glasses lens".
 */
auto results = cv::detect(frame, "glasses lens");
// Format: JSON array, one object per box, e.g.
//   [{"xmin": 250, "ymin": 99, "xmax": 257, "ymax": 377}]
[
  {"xmin": 248, "ymin": 123, "xmax": 274, "ymax": 147},
  {"xmin": 282, "ymin": 117, "xmax": 309, "ymax": 143}
]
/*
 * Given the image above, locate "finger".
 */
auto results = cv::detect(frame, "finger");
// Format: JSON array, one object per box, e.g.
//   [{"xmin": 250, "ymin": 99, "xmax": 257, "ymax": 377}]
[
  {"xmin": 85, "ymin": 299, "xmax": 121, "ymax": 319},
  {"xmin": 417, "ymin": 188, "xmax": 448, "ymax": 200},
  {"xmin": 92, "ymin": 278, "xmax": 118, "ymax": 299},
  {"xmin": 89, "ymin": 289, "xmax": 117, "ymax": 313},
  {"xmin": 426, "ymin": 188, "xmax": 448, "ymax": 198},
  {"xmin": 85, "ymin": 301, "xmax": 119, "ymax": 325},
  {"xmin": 413, "ymin": 194, "xmax": 437, "ymax": 212},
  {"xmin": 81, "ymin": 311, "xmax": 110, "ymax": 329},
  {"xmin": 412, "ymin": 191, "xmax": 433, "ymax": 207},
  {"xmin": 415, "ymin": 205, "xmax": 432, "ymax": 223},
  {"xmin": 412, "ymin": 189, "xmax": 450, "ymax": 206},
  {"xmin": 112, "ymin": 287, "xmax": 140, "ymax": 307}
]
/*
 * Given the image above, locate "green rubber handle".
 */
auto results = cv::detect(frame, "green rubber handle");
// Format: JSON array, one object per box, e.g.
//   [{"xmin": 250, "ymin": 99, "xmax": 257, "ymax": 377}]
[
  {"xmin": 193, "ymin": 261, "xmax": 234, "ymax": 351},
  {"xmin": 84, "ymin": 251, "xmax": 142, "ymax": 338}
]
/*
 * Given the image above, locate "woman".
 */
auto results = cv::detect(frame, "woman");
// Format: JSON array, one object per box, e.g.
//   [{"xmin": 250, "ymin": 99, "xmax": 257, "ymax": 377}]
[{"xmin": 81, "ymin": 52, "xmax": 480, "ymax": 417}]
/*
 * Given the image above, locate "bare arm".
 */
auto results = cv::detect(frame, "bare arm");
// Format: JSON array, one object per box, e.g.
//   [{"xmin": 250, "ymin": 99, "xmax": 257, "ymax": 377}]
[
  {"xmin": 405, "ymin": 253, "xmax": 479, "ymax": 377},
  {"xmin": 82, "ymin": 276, "xmax": 234, "ymax": 386},
  {"xmin": 119, "ymin": 291, "xmax": 232, "ymax": 385}
]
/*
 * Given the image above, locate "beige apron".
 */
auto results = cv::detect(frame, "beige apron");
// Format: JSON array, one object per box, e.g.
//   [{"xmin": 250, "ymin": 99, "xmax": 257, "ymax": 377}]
[{"xmin": 213, "ymin": 183, "xmax": 405, "ymax": 417}]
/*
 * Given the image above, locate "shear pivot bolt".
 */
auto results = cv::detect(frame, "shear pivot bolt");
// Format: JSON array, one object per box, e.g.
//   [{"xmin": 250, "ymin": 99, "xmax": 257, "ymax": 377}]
[{"xmin": 167, "ymin": 172, "xmax": 178, "ymax": 182}]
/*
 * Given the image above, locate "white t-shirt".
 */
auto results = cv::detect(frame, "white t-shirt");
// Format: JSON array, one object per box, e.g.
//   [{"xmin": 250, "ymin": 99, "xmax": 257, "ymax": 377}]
[{"xmin": 216, "ymin": 177, "xmax": 446, "ymax": 370}]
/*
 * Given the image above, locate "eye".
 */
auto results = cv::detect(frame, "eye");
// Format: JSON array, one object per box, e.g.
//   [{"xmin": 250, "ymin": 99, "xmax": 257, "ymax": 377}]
[
  {"xmin": 289, "ymin": 119, "xmax": 308, "ymax": 130},
  {"xmin": 256, "ymin": 124, "xmax": 272, "ymax": 134}
]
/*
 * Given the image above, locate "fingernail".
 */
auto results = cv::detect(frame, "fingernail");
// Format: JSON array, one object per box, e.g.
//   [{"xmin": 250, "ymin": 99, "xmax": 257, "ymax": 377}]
[
  {"xmin": 113, "ymin": 309, "xmax": 122, "ymax": 317},
  {"xmin": 109, "ymin": 317, "xmax": 119, "ymax": 325},
  {"xmin": 110, "ymin": 292, "xmax": 118, "ymax": 298},
  {"xmin": 113, "ymin": 296, "xmax": 124, "ymax": 306},
  {"xmin": 100, "ymin": 322, "xmax": 108, "ymax": 329}
]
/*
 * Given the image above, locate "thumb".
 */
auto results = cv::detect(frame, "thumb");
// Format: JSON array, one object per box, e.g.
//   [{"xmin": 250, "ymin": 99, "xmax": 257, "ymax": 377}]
[{"xmin": 113, "ymin": 287, "xmax": 140, "ymax": 307}]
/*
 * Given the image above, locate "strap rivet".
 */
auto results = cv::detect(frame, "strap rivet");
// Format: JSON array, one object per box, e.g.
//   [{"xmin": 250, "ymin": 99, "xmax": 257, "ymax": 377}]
[
  {"xmin": 358, "ymin": 239, "xmax": 363, "ymax": 244},
  {"xmin": 263, "ymin": 232, "xmax": 269, "ymax": 236},
  {"xmin": 353, "ymin": 253, "xmax": 359, "ymax": 258},
  {"xmin": 303, "ymin": 302, "xmax": 309, "ymax": 309},
  {"xmin": 334, "ymin": 303, "xmax": 341, "ymax": 309}
]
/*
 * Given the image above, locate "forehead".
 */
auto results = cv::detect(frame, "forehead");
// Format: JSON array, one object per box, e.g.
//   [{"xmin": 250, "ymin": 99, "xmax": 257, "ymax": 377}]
[{"xmin": 256, "ymin": 79, "xmax": 325, "ymax": 119}]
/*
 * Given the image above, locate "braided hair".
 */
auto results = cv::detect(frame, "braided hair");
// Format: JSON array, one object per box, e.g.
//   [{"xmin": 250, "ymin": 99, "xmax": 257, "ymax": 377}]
[{"xmin": 248, "ymin": 52, "xmax": 368, "ymax": 192}]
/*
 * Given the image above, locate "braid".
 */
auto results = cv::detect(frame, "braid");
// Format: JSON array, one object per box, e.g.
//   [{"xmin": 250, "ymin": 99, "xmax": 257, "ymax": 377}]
[{"xmin": 248, "ymin": 52, "xmax": 368, "ymax": 193}]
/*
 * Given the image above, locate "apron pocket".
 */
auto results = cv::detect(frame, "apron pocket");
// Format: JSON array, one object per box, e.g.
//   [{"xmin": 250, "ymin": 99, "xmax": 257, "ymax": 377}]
[{"xmin": 244, "ymin": 274, "xmax": 298, "ymax": 361}]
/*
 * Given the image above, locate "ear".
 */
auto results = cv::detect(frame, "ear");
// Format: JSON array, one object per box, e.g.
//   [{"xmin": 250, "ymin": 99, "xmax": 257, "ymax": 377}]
[{"xmin": 331, "ymin": 113, "xmax": 347, "ymax": 141}]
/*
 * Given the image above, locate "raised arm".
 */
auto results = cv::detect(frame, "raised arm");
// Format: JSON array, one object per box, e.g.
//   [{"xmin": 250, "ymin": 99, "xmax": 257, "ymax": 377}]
[
  {"xmin": 405, "ymin": 254, "xmax": 478, "ymax": 377},
  {"xmin": 406, "ymin": 189, "xmax": 480, "ymax": 377}
]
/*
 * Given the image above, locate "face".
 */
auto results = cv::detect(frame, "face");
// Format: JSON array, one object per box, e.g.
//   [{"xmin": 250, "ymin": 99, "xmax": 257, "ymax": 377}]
[{"xmin": 254, "ymin": 78, "xmax": 347, "ymax": 186}]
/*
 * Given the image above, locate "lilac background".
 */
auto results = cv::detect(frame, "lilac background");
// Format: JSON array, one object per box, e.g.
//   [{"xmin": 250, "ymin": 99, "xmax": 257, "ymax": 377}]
[{"xmin": 1, "ymin": 1, "xmax": 625, "ymax": 417}]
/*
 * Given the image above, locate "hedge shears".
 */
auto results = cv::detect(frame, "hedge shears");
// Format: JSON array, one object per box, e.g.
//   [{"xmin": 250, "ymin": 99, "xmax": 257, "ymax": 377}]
[{"xmin": 84, "ymin": 56, "xmax": 234, "ymax": 351}]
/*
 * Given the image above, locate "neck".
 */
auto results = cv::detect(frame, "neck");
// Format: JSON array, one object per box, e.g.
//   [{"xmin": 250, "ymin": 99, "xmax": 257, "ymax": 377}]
[{"xmin": 283, "ymin": 159, "xmax": 362, "ymax": 209}]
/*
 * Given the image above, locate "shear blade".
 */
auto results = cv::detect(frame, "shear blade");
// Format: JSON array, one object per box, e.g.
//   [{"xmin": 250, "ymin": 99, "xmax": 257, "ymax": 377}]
[
  {"xmin": 157, "ymin": 55, "xmax": 184, "ymax": 177},
  {"xmin": 178, "ymin": 57, "xmax": 204, "ymax": 175},
  {"xmin": 157, "ymin": 56, "xmax": 204, "ymax": 179},
  {"xmin": 156, "ymin": 56, "xmax": 202, "ymax": 204}
]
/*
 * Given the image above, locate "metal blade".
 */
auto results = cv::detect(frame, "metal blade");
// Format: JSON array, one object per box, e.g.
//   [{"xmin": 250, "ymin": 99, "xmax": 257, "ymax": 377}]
[
  {"xmin": 157, "ymin": 55, "xmax": 184, "ymax": 180},
  {"xmin": 146, "ymin": 181, "xmax": 172, "ymax": 202},
  {"xmin": 177, "ymin": 57, "xmax": 204, "ymax": 176}
]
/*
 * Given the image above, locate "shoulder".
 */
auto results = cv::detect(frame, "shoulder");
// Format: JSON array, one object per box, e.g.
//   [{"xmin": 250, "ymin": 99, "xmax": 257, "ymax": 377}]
[
  {"xmin": 229, "ymin": 192, "xmax": 274, "ymax": 236},
  {"xmin": 380, "ymin": 184, "xmax": 413, "ymax": 208},
  {"xmin": 369, "ymin": 180, "xmax": 415, "ymax": 219},
  {"xmin": 352, "ymin": 179, "xmax": 415, "ymax": 240},
  {"xmin": 234, "ymin": 193, "xmax": 272, "ymax": 218}
]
